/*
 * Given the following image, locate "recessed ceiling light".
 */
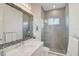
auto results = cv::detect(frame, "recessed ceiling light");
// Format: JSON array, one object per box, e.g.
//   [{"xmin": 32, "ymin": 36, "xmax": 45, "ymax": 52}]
[{"xmin": 53, "ymin": 5, "xmax": 56, "ymax": 8}]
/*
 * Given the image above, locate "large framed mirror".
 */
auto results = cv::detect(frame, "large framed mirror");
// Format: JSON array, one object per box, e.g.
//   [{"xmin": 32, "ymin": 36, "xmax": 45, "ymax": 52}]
[{"xmin": 23, "ymin": 12, "xmax": 33, "ymax": 40}]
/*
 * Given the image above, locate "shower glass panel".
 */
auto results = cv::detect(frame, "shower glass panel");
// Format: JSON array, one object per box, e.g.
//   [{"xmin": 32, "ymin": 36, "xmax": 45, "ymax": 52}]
[{"xmin": 42, "ymin": 16, "xmax": 67, "ymax": 54}]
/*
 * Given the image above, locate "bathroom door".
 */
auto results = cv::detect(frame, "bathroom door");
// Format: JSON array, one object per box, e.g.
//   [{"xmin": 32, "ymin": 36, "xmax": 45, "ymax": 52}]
[{"xmin": 44, "ymin": 17, "xmax": 66, "ymax": 52}]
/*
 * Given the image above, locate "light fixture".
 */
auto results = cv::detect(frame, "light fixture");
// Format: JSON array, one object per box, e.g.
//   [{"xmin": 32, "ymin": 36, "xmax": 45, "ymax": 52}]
[{"xmin": 53, "ymin": 5, "xmax": 56, "ymax": 8}]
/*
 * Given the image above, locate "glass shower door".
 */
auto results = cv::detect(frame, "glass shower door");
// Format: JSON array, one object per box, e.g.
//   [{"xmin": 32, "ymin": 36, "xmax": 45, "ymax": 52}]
[{"xmin": 42, "ymin": 17, "xmax": 66, "ymax": 53}]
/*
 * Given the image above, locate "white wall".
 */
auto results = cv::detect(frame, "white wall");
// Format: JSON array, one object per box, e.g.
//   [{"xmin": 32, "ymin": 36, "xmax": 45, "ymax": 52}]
[
  {"xmin": 0, "ymin": 4, "xmax": 4, "ymax": 44},
  {"xmin": 31, "ymin": 4, "xmax": 42, "ymax": 41},
  {"xmin": 69, "ymin": 3, "xmax": 79, "ymax": 37}
]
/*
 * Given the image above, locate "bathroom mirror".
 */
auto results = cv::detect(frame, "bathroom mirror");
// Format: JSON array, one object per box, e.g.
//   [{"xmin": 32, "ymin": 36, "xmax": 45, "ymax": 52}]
[{"xmin": 23, "ymin": 12, "xmax": 33, "ymax": 39}]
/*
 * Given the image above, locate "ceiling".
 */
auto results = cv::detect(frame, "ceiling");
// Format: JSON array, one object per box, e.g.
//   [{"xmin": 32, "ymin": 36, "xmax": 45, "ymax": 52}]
[{"xmin": 41, "ymin": 3, "xmax": 66, "ymax": 11}]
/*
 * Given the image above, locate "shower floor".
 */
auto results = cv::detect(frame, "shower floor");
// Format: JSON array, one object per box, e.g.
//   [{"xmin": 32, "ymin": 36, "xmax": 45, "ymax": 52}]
[
  {"xmin": 48, "ymin": 51, "xmax": 65, "ymax": 56},
  {"xmin": 50, "ymin": 48, "xmax": 66, "ymax": 54},
  {"xmin": 44, "ymin": 46, "xmax": 66, "ymax": 56}
]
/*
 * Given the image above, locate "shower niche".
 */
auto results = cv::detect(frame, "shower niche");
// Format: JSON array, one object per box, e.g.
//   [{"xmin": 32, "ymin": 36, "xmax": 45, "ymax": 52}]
[{"xmin": 23, "ymin": 12, "xmax": 33, "ymax": 39}]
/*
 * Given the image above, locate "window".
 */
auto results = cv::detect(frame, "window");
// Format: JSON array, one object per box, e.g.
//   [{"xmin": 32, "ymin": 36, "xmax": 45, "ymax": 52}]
[{"xmin": 48, "ymin": 17, "xmax": 60, "ymax": 25}]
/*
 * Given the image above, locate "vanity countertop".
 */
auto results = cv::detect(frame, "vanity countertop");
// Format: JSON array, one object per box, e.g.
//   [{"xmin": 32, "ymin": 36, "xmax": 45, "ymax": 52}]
[{"xmin": 5, "ymin": 39, "xmax": 43, "ymax": 56}]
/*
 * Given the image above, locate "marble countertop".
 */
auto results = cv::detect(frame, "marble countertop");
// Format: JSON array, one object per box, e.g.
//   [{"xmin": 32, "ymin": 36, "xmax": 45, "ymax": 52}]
[{"xmin": 5, "ymin": 39, "xmax": 43, "ymax": 56}]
